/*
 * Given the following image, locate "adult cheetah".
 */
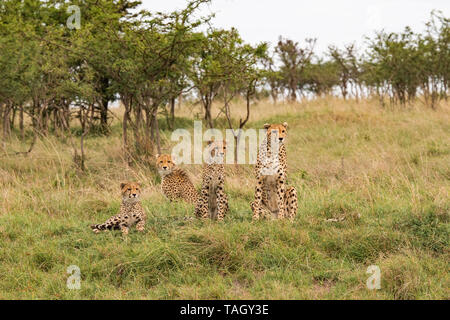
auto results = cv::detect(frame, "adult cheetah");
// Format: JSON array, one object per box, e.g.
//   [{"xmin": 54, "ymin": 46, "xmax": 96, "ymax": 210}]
[
  {"xmin": 156, "ymin": 154, "xmax": 198, "ymax": 204},
  {"xmin": 194, "ymin": 139, "xmax": 229, "ymax": 220},
  {"xmin": 251, "ymin": 122, "xmax": 298, "ymax": 221},
  {"xmin": 90, "ymin": 182, "xmax": 146, "ymax": 235}
]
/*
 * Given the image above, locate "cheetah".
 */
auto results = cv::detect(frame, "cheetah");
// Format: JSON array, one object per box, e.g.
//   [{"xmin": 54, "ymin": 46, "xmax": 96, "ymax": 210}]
[
  {"xmin": 90, "ymin": 182, "xmax": 146, "ymax": 235},
  {"xmin": 194, "ymin": 139, "xmax": 229, "ymax": 220},
  {"xmin": 156, "ymin": 154, "xmax": 198, "ymax": 204},
  {"xmin": 251, "ymin": 122, "xmax": 298, "ymax": 221}
]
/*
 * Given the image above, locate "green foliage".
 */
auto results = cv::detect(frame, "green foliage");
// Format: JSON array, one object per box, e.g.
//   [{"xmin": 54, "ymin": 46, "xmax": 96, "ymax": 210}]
[
  {"xmin": 190, "ymin": 28, "xmax": 267, "ymax": 128},
  {"xmin": 0, "ymin": 2, "xmax": 448, "ymax": 156},
  {"xmin": 364, "ymin": 11, "xmax": 449, "ymax": 107},
  {"xmin": 267, "ymin": 11, "xmax": 448, "ymax": 107}
]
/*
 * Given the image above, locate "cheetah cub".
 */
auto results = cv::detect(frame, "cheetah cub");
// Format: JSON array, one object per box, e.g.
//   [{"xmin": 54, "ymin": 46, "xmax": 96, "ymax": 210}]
[
  {"xmin": 156, "ymin": 154, "xmax": 199, "ymax": 204},
  {"xmin": 251, "ymin": 122, "xmax": 298, "ymax": 221},
  {"xmin": 90, "ymin": 182, "xmax": 146, "ymax": 235},
  {"xmin": 195, "ymin": 139, "xmax": 229, "ymax": 220}
]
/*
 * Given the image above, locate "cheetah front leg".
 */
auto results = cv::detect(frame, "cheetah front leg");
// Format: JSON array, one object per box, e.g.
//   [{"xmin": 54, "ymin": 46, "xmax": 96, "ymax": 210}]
[
  {"xmin": 284, "ymin": 186, "xmax": 298, "ymax": 221},
  {"xmin": 136, "ymin": 215, "xmax": 146, "ymax": 232},
  {"xmin": 255, "ymin": 201, "xmax": 274, "ymax": 220},
  {"xmin": 251, "ymin": 177, "xmax": 264, "ymax": 220},
  {"xmin": 120, "ymin": 223, "xmax": 129, "ymax": 236},
  {"xmin": 276, "ymin": 176, "xmax": 286, "ymax": 219},
  {"xmin": 216, "ymin": 184, "xmax": 228, "ymax": 221},
  {"xmin": 195, "ymin": 179, "xmax": 210, "ymax": 219}
]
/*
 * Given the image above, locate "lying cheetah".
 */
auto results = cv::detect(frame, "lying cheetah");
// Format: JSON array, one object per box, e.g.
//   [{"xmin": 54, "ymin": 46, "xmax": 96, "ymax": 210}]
[
  {"xmin": 90, "ymin": 182, "xmax": 146, "ymax": 235},
  {"xmin": 251, "ymin": 122, "xmax": 298, "ymax": 221},
  {"xmin": 156, "ymin": 154, "xmax": 198, "ymax": 204},
  {"xmin": 195, "ymin": 140, "xmax": 229, "ymax": 220}
]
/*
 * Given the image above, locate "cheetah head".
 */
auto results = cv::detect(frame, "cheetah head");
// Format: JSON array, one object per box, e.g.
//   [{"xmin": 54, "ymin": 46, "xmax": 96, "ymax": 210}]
[
  {"xmin": 156, "ymin": 154, "xmax": 175, "ymax": 176},
  {"xmin": 264, "ymin": 122, "xmax": 288, "ymax": 144},
  {"xmin": 120, "ymin": 182, "xmax": 141, "ymax": 204},
  {"xmin": 206, "ymin": 139, "xmax": 227, "ymax": 164}
]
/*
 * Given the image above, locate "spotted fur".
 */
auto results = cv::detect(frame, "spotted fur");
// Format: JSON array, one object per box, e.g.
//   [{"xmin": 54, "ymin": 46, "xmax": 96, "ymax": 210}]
[
  {"xmin": 156, "ymin": 154, "xmax": 198, "ymax": 204},
  {"xmin": 251, "ymin": 122, "xmax": 298, "ymax": 220},
  {"xmin": 90, "ymin": 182, "xmax": 146, "ymax": 235},
  {"xmin": 195, "ymin": 140, "xmax": 229, "ymax": 220}
]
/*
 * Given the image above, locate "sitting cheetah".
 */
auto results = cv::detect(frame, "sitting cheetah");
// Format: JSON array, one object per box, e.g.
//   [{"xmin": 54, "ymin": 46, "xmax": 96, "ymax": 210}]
[
  {"xmin": 251, "ymin": 122, "xmax": 298, "ymax": 221},
  {"xmin": 90, "ymin": 182, "xmax": 146, "ymax": 235},
  {"xmin": 156, "ymin": 154, "xmax": 198, "ymax": 204},
  {"xmin": 194, "ymin": 139, "xmax": 229, "ymax": 220}
]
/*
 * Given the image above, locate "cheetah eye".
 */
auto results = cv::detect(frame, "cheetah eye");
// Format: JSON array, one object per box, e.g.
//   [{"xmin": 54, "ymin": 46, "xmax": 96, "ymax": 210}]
[{"xmin": 127, "ymin": 188, "xmax": 131, "ymax": 191}]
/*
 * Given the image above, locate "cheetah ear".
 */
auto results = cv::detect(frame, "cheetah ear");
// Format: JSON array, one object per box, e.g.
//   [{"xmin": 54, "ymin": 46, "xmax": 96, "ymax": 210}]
[
  {"xmin": 207, "ymin": 137, "xmax": 215, "ymax": 145},
  {"xmin": 155, "ymin": 154, "xmax": 160, "ymax": 159},
  {"xmin": 283, "ymin": 122, "xmax": 288, "ymax": 128},
  {"xmin": 120, "ymin": 182, "xmax": 127, "ymax": 189},
  {"xmin": 137, "ymin": 182, "xmax": 142, "ymax": 188},
  {"xmin": 263, "ymin": 123, "xmax": 271, "ymax": 129}
]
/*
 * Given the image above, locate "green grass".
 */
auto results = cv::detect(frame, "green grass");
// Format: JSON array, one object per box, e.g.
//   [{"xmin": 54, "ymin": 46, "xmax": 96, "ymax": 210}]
[{"xmin": 0, "ymin": 98, "xmax": 448, "ymax": 299}]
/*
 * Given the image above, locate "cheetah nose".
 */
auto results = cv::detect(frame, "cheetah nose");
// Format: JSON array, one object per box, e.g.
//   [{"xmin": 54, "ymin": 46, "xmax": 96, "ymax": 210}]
[
  {"xmin": 132, "ymin": 193, "xmax": 137, "ymax": 197},
  {"xmin": 279, "ymin": 137, "xmax": 284, "ymax": 141},
  {"xmin": 163, "ymin": 166, "xmax": 168, "ymax": 170}
]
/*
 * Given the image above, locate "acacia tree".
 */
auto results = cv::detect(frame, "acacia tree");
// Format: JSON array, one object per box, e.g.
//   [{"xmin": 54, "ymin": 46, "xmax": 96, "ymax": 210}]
[
  {"xmin": 190, "ymin": 27, "xmax": 266, "ymax": 133},
  {"xmin": 60, "ymin": 0, "xmax": 143, "ymax": 134},
  {"xmin": 215, "ymin": 29, "xmax": 267, "ymax": 161},
  {"xmin": 328, "ymin": 45, "xmax": 346, "ymax": 99},
  {"xmin": 328, "ymin": 44, "xmax": 359, "ymax": 100},
  {"xmin": 366, "ymin": 28, "xmax": 422, "ymax": 106},
  {"xmin": 303, "ymin": 59, "xmax": 339, "ymax": 97},
  {"xmin": 261, "ymin": 52, "xmax": 283, "ymax": 104},
  {"xmin": 417, "ymin": 11, "xmax": 449, "ymax": 108},
  {"xmin": 74, "ymin": 0, "xmax": 210, "ymax": 160},
  {"xmin": 276, "ymin": 37, "xmax": 316, "ymax": 102},
  {"xmin": 190, "ymin": 29, "xmax": 229, "ymax": 128}
]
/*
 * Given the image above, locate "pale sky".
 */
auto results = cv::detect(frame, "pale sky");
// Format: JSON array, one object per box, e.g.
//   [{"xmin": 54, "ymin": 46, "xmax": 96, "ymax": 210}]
[{"xmin": 141, "ymin": 0, "xmax": 450, "ymax": 53}]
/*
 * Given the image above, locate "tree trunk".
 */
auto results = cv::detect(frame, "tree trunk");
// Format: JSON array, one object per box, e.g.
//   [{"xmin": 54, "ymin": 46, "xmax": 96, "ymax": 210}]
[
  {"xmin": 2, "ymin": 103, "xmax": 11, "ymax": 141},
  {"xmin": 122, "ymin": 96, "xmax": 131, "ymax": 164},
  {"xmin": 99, "ymin": 76, "xmax": 110, "ymax": 134},
  {"xmin": 20, "ymin": 106, "xmax": 24, "ymax": 140},
  {"xmin": 152, "ymin": 108, "xmax": 161, "ymax": 154},
  {"xmin": 289, "ymin": 83, "xmax": 297, "ymax": 102},
  {"xmin": 178, "ymin": 92, "xmax": 183, "ymax": 108},
  {"xmin": 169, "ymin": 97, "xmax": 175, "ymax": 130}
]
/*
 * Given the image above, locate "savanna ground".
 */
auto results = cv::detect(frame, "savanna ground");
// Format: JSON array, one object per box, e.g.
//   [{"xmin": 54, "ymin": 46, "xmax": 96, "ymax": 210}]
[{"xmin": 0, "ymin": 97, "xmax": 448, "ymax": 299}]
